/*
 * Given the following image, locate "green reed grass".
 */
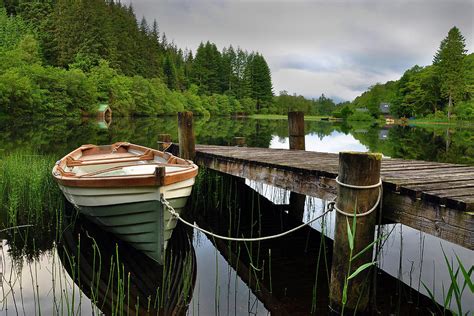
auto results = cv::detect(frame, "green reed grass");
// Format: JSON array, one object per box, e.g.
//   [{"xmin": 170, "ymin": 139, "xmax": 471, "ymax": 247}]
[
  {"xmin": 422, "ymin": 246, "xmax": 473, "ymax": 316},
  {"xmin": 0, "ymin": 150, "xmax": 64, "ymax": 226}
]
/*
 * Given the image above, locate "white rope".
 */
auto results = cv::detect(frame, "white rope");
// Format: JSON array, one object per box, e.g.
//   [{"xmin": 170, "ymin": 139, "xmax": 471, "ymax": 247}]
[
  {"xmin": 161, "ymin": 195, "xmax": 330, "ymax": 242},
  {"xmin": 328, "ymin": 177, "xmax": 383, "ymax": 217},
  {"xmin": 335, "ymin": 176, "xmax": 382, "ymax": 189}
]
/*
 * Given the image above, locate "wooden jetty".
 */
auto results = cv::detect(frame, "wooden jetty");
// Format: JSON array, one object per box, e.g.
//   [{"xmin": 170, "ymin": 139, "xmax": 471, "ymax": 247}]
[
  {"xmin": 190, "ymin": 144, "xmax": 473, "ymax": 250},
  {"xmin": 170, "ymin": 111, "xmax": 473, "ymax": 313},
  {"xmin": 168, "ymin": 112, "xmax": 473, "ymax": 251}
]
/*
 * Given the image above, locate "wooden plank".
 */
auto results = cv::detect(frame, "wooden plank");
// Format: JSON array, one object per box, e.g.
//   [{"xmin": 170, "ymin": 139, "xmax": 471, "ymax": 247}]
[
  {"xmin": 399, "ymin": 180, "xmax": 474, "ymax": 198},
  {"xmin": 382, "ymin": 192, "xmax": 474, "ymax": 250},
  {"xmin": 445, "ymin": 196, "xmax": 474, "ymax": 212}
]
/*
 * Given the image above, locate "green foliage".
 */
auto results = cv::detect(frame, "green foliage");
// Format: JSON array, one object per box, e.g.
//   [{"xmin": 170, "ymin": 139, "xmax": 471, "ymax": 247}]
[
  {"xmin": 273, "ymin": 91, "xmax": 336, "ymax": 115},
  {"xmin": 352, "ymin": 81, "xmax": 397, "ymax": 117},
  {"xmin": 392, "ymin": 65, "xmax": 441, "ymax": 118},
  {"xmin": 347, "ymin": 110, "xmax": 373, "ymax": 121},
  {"xmin": 455, "ymin": 100, "xmax": 474, "ymax": 120},
  {"xmin": 433, "ymin": 26, "xmax": 468, "ymax": 118},
  {"xmin": 0, "ymin": 8, "xmax": 30, "ymax": 53},
  {"xmin": 352, "ymin": 27, "xmax": 472, "ymax": 121}
]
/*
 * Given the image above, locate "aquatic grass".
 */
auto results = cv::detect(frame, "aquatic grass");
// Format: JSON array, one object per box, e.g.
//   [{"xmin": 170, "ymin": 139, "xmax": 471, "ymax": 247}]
[
  {"xmin": 422, "ymin": 246, "xmax": 473, "ymax": 316},
  {"xmin": 0, "ymin": 150, "xmax": 64, "ymax": 228},
  {"xmin": 340, "ymin": 205, "xmax": 390, "ymax": 314}
]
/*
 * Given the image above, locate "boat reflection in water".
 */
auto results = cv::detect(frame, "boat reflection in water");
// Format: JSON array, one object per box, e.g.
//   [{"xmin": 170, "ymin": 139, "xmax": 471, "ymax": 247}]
[{"xmin": 59, "ymin": 202, "xmax": 196, "ymax": 315}]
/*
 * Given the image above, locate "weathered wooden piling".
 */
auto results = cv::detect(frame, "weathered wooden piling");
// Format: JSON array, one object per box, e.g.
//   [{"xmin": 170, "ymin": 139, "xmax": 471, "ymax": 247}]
[
  {"xmin": 177, "ymin": 111, "xmax": 196, "ymax": 160},
  {"xmin": 157, "ymin": 134, "xmax": 171, "ymax": 151},
  {"xmin": 288, "ymin": 111, "xmax": 306, "ymax": 220},
  {"xmin": 288, "ymin": 111, "xmax": 305, "ymax": 150},
  {"xmin": 233, "ymin": 137, "xmax": 246, "ymax": 147},
  {"xmin": 329, "ymin": 152, "xmax": 382, "ymax": 313}
]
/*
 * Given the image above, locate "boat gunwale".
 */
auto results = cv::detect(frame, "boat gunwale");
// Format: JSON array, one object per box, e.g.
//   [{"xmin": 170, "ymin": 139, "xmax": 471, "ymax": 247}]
[{"xmin": 52, "ymin": 142, "xmax": 198, "ymax": 188}]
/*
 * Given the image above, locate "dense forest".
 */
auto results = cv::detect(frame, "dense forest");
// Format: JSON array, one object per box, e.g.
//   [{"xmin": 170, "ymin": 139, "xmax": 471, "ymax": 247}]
[
  {"xmin": 0, "ymin": 0, "xmax": 339, "ymax": 118},
  {"xmin": 0, "ymin": 0, "xmax": 277, "ymax": 117},
  {"xmin": 0, "ymin": 1, "xmax": 471, "ymax": 120},
  {"xmin": 347, "ymin": 27, "xmax": 473, "ymax": 121}
]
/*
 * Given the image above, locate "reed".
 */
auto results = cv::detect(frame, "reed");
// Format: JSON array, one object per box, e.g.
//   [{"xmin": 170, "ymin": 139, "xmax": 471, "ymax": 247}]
[
  {"xmin": 422, "ymin": 246, "xmax": 473, "ymax": 315},
  {"xmin": 0, "ymin": 150, "xmax": 64, "ymax": 226}
]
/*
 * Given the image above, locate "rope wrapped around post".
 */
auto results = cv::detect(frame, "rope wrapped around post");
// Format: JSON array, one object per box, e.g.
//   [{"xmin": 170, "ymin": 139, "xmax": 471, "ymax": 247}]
[{"xmin": 327, "ymin": 176, "xmax": 383, "ymax": 217}]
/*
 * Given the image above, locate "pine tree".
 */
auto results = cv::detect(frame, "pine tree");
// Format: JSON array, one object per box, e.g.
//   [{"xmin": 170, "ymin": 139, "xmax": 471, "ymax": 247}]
[
  {"xmin": 245, "ymin": 53, "xmax": 273, "ymax": 111},
  {"xmin": 433, "ymin": 26, "xmax": 467, "ymax": 119},
  {"xmin": 191, "ymin": 41, "xmax": 222, "ymax": 95}
]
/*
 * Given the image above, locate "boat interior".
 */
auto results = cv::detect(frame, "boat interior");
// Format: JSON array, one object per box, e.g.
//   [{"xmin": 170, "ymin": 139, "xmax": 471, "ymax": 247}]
[{"xmin": 55, "ymin": 142, "xmax": 196, "ymax": 178}]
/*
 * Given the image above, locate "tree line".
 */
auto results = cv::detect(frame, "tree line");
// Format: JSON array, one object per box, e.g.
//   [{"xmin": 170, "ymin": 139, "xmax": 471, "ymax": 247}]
[
  {"xmin": 347, "ymin": 27, "xmax": 473, "ymax": 121},
  {"xmin": 0, "ymin": 0, "xmax": 280, "ymax": 117}
]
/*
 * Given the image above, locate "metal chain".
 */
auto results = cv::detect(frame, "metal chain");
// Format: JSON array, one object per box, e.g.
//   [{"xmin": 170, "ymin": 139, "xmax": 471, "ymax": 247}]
[{"xmin": 161, "ymin": 195, "xmax": 331, "ymax": 242}]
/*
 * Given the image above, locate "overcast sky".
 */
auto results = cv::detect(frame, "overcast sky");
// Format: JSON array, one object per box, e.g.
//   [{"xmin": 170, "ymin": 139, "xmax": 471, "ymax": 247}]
[{"xmin": 130, "ymin": 0, "xmax": 473, "ymax": 102}]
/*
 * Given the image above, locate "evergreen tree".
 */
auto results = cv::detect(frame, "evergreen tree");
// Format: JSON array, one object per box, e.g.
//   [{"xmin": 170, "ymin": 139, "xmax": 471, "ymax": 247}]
[
  {"xmin": 433, "ymin": 26, "xmax": 467, "ymax": 119},
  {"xmin": 244, "ymin": 53, "xmax": 273, "ymax": 111},
  {"xmin": 191, "ymin": 41, "xmax": 222, "ymax": 95}
]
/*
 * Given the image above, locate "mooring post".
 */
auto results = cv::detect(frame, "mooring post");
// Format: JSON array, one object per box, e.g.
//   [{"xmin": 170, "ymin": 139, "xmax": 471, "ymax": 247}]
[
  {"xmin": 232, "ymin": 137, "xmax": 246, "ymax": 147},
  {"xmin": 288, "ymin": 111, "xmax": 306, "ymax": 220},
  {"xmin": 329, "ymin": 152, "xmax": 382, "ymax": 313},
  {"xmin": 157, "ymin": 134, "xmax": 171, "ymax": 151},
  {"xmin": 177, "ymin": 111, "xmax": 196, "ymax": 160},
  {"xmin": 288, "ymin": 111, "xmax": 305, "ymax": 150}
]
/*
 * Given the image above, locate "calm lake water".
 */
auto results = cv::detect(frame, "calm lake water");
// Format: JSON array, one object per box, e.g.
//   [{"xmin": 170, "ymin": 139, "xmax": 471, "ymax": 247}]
[{"xmin": 0, "ymin": 116, "xmax": 473, "ymax": 315}]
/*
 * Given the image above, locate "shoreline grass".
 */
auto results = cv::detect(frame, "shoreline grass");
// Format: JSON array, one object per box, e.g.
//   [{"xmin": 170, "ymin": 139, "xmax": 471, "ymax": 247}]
[{"xmin": 248, "ymin": 114, "xmax": 334, "ymax": 121}]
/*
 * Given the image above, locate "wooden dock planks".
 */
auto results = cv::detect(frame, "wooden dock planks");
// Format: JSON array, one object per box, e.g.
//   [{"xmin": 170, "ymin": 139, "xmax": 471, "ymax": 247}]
[{"xmin": 187, "ymin": 144, "xmax": 474, "ymax": 250}]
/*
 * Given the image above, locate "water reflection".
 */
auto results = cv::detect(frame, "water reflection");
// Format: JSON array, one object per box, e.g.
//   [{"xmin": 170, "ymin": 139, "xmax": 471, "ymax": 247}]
[
  {"xmin": 188, "ymin": 171, "xmax": 445, "ymax": 315},
  {"xmin": 1, "ymin": 117, "xmax": 473, "ymax": 165},
  {"xmin": 248, "ymin": 179, "xmax": 474, "ymax": 313},
  {"xmin": 59, "ymin": 213, "xmax": 196, "ymax": 315},
  {"xmin": 1, "ymin": 116, "xmax": 473, "ymax": 314}
]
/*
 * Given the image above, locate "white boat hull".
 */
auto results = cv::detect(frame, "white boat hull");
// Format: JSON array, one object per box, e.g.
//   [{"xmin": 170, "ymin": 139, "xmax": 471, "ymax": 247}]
[{"xmin": 59, "ymin": 178, "xmax": 195, "ymax": 263}]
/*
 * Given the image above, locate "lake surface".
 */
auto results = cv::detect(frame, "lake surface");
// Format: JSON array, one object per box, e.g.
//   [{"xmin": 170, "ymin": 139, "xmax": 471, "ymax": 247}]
[{"xmin": 0, "ymin": 116, "xmax": 473, "ymax": 315}]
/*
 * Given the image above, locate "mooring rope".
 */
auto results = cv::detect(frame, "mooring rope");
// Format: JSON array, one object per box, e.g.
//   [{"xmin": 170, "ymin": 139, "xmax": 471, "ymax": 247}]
[
  {"xmin": 161, "ymin": 195, "xmax": 331, "ymax": 242},
  {"xmin": 327, "ymin": 176, "xmax": 383, "ymax": 217},
  {"xmin": 161, "ymin": 176, "xmax": 382, "ymax": 242}
]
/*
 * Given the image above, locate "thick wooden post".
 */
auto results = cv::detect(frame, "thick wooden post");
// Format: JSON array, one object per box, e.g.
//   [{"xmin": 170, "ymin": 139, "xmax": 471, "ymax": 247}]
[
  {"xmin": 288, "ymin": 112, "xmax": 306, "ymax": 220},
  {"xmin": 288, "ymin": 111, "xmax": 305, "ymax": 151},
  {"xmin": 233, "ymin": 137, "xmax": 246, "ymax": 147},
  {"xmin": 157, "ymin": 134, "xmax": 171, "ymax": 151},
  {"xmin": 177, "ymin": 111, "xmax": 195, "ymax": 160},
  {"xmin": 329, "ymin": 152, "xmax": 382, "ymax": 313}
]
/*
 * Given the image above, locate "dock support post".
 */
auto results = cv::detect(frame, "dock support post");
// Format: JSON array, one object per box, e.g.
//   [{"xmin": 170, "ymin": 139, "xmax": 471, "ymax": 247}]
[
  {"xmin": 233, "ymin": 137, "xmax": 246, "ymax": 147},
  {"xmin": 288, "ymin": 111, "xmax": 306, "ymax": 220},
  {"xmin": 288, "ymin": 111, "xmax": 305, "ymax": 151},
  {"xmin": 329, "ymin": 152, "xmax": 382, "ymax": 314},
  {"xmin": 178, "ymin": 111, "xmax": 196, "ymax": 160},
  {"xmin": 157, "ymin": 134, "xmax": 171, "ymax": 151}
]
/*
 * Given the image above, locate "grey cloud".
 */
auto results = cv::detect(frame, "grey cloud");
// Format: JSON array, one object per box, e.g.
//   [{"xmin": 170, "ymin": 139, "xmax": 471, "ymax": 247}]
[{"xmin": 130, "ymin": 0, "xmax": 473, "ymax": 101}]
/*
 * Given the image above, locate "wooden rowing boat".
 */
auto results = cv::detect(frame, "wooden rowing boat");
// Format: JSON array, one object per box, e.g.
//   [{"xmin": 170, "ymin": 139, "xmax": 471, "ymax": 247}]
[{"xmin": 52, "ymin": 142, "xmax": 198, "ymax": 263}]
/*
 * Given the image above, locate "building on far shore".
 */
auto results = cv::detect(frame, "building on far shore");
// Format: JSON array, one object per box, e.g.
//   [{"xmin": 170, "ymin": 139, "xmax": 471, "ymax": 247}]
[{"xmin": 380, "ymin": 103, "xmax": 395, "ymax": 123}]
